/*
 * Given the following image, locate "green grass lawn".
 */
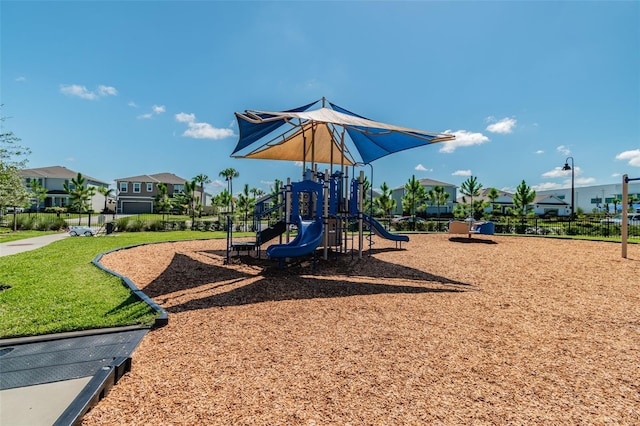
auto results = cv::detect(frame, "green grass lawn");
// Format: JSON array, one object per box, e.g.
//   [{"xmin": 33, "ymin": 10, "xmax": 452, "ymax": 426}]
[
  {"xmin": 0, "ymin": 229, "xmax": 59, "ymax": 244},
  {"xmin": 0, "ymin": 231, "xmax": 235, "ymax": 339}
]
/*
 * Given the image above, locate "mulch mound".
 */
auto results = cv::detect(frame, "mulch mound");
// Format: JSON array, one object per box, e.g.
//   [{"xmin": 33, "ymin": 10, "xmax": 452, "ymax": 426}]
[{"xmin": 83, "ymin": 234, "xmax": 639, "ymax": 425}]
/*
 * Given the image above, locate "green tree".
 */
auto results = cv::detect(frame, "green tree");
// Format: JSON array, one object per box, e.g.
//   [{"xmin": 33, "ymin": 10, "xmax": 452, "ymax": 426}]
[
  {"xmin": 460, "ymin": 176, "xmax": 483, "ymax": 220},
  {"xmin": 426, "ymin": 185, "xmax": 449, "ymax": 230},
  {"xmin": 486, "ymin": 187, "xmax": 500, "ymax": 216},
  {"xmin": 154, "ymin": 182, "xmax": 174, "ymax": 222},
  {"xmin": 1, "ymin": 117, "xmax": 31, "ymax": 229},
  {"xmin": 236, "ymin": 183, "xmax": 255, "ymax": 231},
  {"xmin": 63, "ymin": 173, "xmax": 96, "ymax": 223},
  {"xmin": 214, "ymin": 190, "xmax": 232, "ymax": 224},
  {"xmin": 509, "ymin": 180, "xmax": 536, "ymax": 218},
  {"xmin": 182, "ymin": 180, "xmax": 198, "ymax": 229},
  {"xmin": 97, "ymin": 187, "xmax": 114, "ymax": 213},
  {"xmin": 611, "ymin": 197, "xmax": 621, "ymax": 215},
  {"xmin": 30, "ymin": 180, "xmax": 48, "ymax": 213},
  {"xmin": 374, "ymin": 182, "xmax": 396, "ymax": 229},
  {"xmin": 250, "ymin": 187, "xmax": 265, "ymax": 200},
  {"xmin": 402, "ymin": 175, "xmax": 426, "ymax": 230},
  {"xmin": 193, "ymin": 173, "xmax": 211, "ymax": 217},
  {"xmin": 219, "ymin": 168, "xmax": 239, "ymax": 216}
]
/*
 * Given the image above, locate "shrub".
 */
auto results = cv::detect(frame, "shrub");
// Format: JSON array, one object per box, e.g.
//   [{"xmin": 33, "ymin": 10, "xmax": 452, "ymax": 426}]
[
  {"xmin": 16, "ymin": 216, "xmax": 35, "ymax": 230},
  {"xmin": 115, "ymin": 217, "xmax": 130, "ymax": 232},
  {"xmin": 125, "ymin": 219, "xmax": 145, "ymax": 232},
  {"xmin": 146, "ymin": 220, "xmax": 165, "ymax": 232}
]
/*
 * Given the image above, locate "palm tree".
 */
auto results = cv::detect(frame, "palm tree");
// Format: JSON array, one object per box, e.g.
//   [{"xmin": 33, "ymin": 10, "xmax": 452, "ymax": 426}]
[
  {"xmin": 374, "ymin": 182, "xmax": 396, "ymax": 229},
  {"xmin": 97, "ymin": 187, "xmax": 114, "ymax": 213},
  {"xmin": 183, "ymin": 180, "xmax": 199, "ymax": 229},
  {"xmin": 154, "ymin": 182, "xmax": 173, "ymax": 223},
  {"xmin": 250, "ymin": 187, "xmax": 265, "ymax": 200},
  {"xmin": 219, "ymin": 168, "xmax": 239, "ymax": 215},
  {"xmin": 460, "ymin": 176, "xmax": 483, "ymax": 220},
  {"xmin": 236, "ymin": 183, "xmax": 255, "ymax": 231},
  {"xmin": 215, "ymin": 190, "xmax": 231, "ymax": 224},
  {"xmin": 63, "ymin": 173, "xmax": 96, "ymax": 224},
  {"xmin": 193, "ymin": 173, "xmax": 211, "ymax": 216}
]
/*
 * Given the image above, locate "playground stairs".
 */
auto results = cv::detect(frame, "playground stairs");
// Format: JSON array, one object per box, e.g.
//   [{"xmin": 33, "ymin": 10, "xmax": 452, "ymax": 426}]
[{"xmin": 257, "ymin": 220, "xmax": 287, "ymax": 245}]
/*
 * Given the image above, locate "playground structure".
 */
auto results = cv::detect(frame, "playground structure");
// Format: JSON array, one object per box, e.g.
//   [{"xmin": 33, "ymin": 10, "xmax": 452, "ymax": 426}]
[
  {"xmin": 226, "ymin": 97, "xmax": 455, "ymax": 265},
  {"xmin": 226, "ymin": 166, "xmax": 409, "ymax": 265}
]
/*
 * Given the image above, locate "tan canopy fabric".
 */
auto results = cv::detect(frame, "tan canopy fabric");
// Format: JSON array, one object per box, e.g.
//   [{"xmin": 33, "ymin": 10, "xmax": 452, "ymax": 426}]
[
  {"xmin": 236, "ymin": 121, "xmax": 356, "ymax": 166},
  {"xmin": 232, "ymin": 99, "xmax": 455, "ymax": 167}
]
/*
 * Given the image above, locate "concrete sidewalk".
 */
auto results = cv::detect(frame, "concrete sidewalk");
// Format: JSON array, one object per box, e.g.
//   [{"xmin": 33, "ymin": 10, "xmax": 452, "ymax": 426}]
[
  {"xmin": 0, "ymin": 328, "xmax": 149, "ymax": 426},
  {"xmin": 0, "ymin": 232, "xmax": 70, "ymax": 257},
  {"xmin": 0, "ymin": 232, "xmax": 153, "ymax": 425}
]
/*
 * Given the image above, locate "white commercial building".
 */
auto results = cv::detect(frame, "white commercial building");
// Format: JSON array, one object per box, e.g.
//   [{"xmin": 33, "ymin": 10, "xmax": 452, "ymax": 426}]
[{"xmin": 537, "ymin": 180, "xmax": 640, "ymax": 215}]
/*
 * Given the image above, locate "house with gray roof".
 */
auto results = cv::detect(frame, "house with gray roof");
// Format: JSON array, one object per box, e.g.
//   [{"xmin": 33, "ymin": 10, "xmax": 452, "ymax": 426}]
[
  {"xmin": 115, "ymin": 172, "xmax": 200, "ymax": 214},
  {"xmin": 19, "ymin": 166, "xmax": 111, "ymax": 213}
]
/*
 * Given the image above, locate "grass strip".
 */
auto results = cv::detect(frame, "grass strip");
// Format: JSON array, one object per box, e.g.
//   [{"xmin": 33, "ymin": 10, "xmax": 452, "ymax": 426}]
[{"xmin": 0, "ymin": 231, "xmax": 233, "ymax": 338}]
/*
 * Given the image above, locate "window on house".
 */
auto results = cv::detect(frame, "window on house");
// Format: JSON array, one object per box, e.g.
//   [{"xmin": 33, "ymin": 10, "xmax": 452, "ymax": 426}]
[
  {"xmin": 147, "ymin": 183, "xmax": 153, "ymax": 192},
  {"xmin": 174, "ymin": 184, "xmax": 184, "ymax": 193},
  {"xmin": 133, "ymin": 183, "xmax": 141, "ymax": 193},
  {"xmin": 119, "ymin": 182, "xmax": 128, "ymax": 193}
]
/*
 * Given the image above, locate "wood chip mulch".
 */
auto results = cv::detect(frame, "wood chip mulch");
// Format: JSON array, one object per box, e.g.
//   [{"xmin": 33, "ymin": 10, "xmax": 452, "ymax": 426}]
[{"xmin": 83, "ymin": 234, "xmax": 639, "ymax": 425}]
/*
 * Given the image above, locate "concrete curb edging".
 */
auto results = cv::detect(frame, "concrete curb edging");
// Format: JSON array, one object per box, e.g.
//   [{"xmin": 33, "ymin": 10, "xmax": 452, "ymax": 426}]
[{"xmin": 93, "ymin": 244, "xmax": 169, "ymax": 327}]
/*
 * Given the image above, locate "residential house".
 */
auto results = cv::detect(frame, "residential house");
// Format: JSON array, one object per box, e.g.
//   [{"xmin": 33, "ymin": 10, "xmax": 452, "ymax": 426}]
[
  {"xmin": 18, "ymin": 166, "xmax": 111, "ymax": 213},
  {"xmin": 115, "ymin": 172, "xmax": 204, "ymax": 214},
  {"xmin": 391, "ymin": 178, "xmax": 456, "ymax": 216}
]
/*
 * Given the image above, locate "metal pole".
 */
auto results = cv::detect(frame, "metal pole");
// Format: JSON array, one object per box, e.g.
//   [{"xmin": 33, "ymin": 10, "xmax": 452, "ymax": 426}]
[{"xmin": 622, "ymin": 174, "xmax": 628, "ymax": 258}]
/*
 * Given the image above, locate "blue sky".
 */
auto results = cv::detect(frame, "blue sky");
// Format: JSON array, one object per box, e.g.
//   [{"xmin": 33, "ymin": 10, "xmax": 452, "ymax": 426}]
[{"xmin": 2, "ymin": 1, "xmax": 639, "ymax": 197}]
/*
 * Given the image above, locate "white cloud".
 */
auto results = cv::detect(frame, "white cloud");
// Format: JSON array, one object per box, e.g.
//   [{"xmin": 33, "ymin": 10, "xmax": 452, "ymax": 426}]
[
  {"xmin": 575, "ymin": 177, "xmax": 596, "ymax": 185},
  {"xmin": 415, "ymin": 164, "xmax": 432, "ymax": 172},
  {"xmin": 128, "ymin": 101, "xmax": 138, "ymax": 108},
  {"xmin": 439, "ymin": 130, "xmax": 489, "ymax": 153},
  {"xmin": 294, "ymin": 161, "xmax": 303, "ymax": 167},
  {"xmin": 175, "ymin": 112, "xmax": 196, "ymax": 123},
  {"xmin": 97, "ymin": 85, "xmax": 118, "ymax": 96},
  {"xmin": 532, "ymin": 182, "xmax": 563, "ymax": 191},
  {"xmin": 535, "ymin": 150, "xmax": 544, "ymax": 154},
  {"xmin": 556, "ymin": 145, "xmax": 571, "ymax": 156},
  {"xmin": 486, "ymin": 117, "xmax": 517, "ymax": 134},
  {"xmin": 542, "ymin": 165, "xmax": 582, "ymax": 179},
  {"xmin": 137, "ymin": 104, "xmax": 166, "ymax": 119},
  {"xmin": 615, "ymin": 149, "xmax": 640, "ymax": 167},
  {"xmin": 15, "ymin": 76, "xmax": 26, "ymax": 82},
  {"xmin": 60, "ymin": 84, "xmax": 117, "ymax": 100},
  {"xmin": 452, "ymin": 169, "xmax": 472, "ymax": 177},
  {"xmin": 175, "ymin": 112, "xmax": 235, "ymax": 140},
  {"xmin": 60, "ymin": 84, "xmax": 97, "ymax": 100}
]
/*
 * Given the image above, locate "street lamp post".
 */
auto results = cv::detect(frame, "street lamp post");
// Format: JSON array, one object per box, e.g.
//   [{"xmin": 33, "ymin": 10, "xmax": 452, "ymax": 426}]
[{"xmin": 562, "ymin": 157, "xmax": 575, "ymax": 219}]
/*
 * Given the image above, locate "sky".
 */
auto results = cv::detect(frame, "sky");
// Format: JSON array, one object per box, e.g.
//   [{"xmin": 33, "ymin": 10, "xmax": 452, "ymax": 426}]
[{"xmin": 2, "ymin": 0, "xmax": 639, "ymax": 197}]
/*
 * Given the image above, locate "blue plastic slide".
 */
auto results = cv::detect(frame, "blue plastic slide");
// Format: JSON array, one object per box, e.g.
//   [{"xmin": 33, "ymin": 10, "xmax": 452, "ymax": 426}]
[
  {"xmin": 362, "ymin": 214, "xmax": 409, "ymax": 243},
  {"xmin": 266, "ymin": 216, "xmax": 324, "ymax": 259}
]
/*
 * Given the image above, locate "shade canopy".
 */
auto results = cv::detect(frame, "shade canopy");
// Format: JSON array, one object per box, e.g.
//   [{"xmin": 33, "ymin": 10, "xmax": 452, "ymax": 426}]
[{"xmin": 232, "ymin": 98, "xmax": 454, "ymax": 166}]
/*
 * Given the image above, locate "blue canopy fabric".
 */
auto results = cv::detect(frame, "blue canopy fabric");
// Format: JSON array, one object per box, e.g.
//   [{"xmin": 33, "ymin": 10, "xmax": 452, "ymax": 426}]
[{"xmin": 232, "ymin": 98, "xmax": 454, "ymax": 165}]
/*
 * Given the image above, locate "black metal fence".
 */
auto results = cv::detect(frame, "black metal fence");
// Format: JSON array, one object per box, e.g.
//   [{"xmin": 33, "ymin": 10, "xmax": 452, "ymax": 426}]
[
  {"xmin": 391, "ymin": 216, "xmax": 640, "ymax": 240},
  {"xmin": 3, "ymin": 211, "xmax": 639, "ymax": 242}
]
